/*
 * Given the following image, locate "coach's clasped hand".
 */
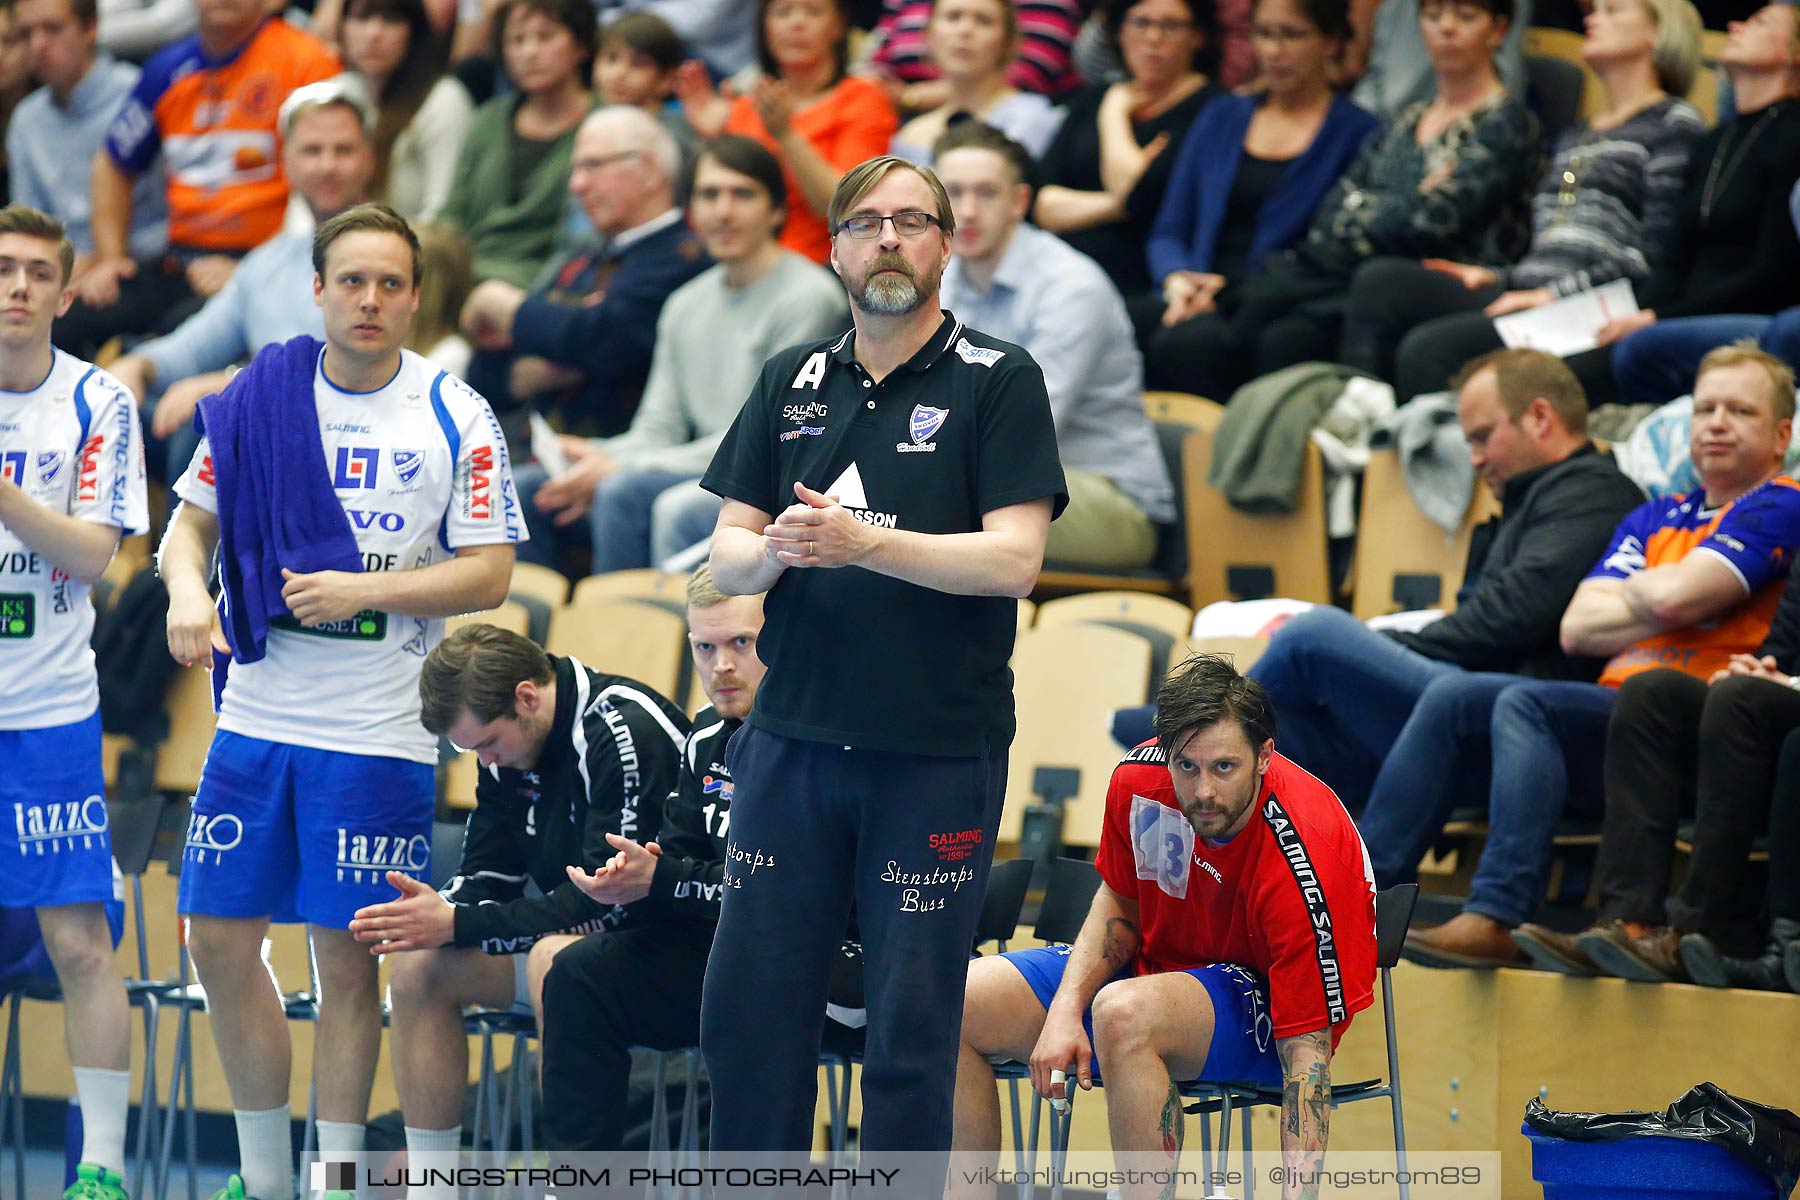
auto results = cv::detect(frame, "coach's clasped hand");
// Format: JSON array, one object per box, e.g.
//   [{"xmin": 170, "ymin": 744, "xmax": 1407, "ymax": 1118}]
[{"xmin": 764, "ymin": 480, "xmax": 873, "ymax": 568}]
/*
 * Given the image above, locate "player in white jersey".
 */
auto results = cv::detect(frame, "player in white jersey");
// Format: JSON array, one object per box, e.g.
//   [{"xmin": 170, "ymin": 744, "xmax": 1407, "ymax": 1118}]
[
  {"xmin": 158, "ymin": 205, "xmax": 522, "ymax": 1200},
  {"xmin": 0, "ymin": 205, "xmax": 149, "ymax": 1200}
]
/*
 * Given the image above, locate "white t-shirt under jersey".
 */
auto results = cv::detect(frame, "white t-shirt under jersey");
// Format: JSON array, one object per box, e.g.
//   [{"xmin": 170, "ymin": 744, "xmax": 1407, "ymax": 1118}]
[
  {"xmin": 174, "ymin": 348, "xmax": 525, "ymax": 764},
  {"xmin": 0, "ymin": 350, "xmax": 149, "ymax": 730}
]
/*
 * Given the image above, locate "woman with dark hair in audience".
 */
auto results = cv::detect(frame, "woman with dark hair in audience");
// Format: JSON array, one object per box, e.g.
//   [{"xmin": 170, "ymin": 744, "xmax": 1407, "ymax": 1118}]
[
  {"xmin": 1340, "ymin": 0, "xmax": 1705, "ymax": 398},
  {"xmin": 864, "ymin": 0, "xmax": 1087, "ymax": 105},
  {"xmin": 890, "ymin": 0, "xmax": 1067, "ymax": 164},
  {"xmin": 1034, "ymin": 0, "xmax": 1220, "ymax": 295},
  {"xmin": 1139, "ymin": 0, "xmax": 1374, "ymax": 354},
  {"xmin": 678, "ymin": 0, "xmax": 898, "ymax": 263},
  {"xmin": 1144, "ymin": 0, "xmax": 1538, "ymax": 401},
  {"xmin": 439, "ymin": 0, "xmax": 595, "ymax": 287},
  {"xmin": 340, "ymin": 0, "xmax": 475, "ymax": 222}
]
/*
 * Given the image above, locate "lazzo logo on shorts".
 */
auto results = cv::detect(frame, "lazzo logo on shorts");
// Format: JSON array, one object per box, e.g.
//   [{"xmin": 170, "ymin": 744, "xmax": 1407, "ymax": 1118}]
[
  {"xmin": 13, "ymin": 796, "xmax": 108, "ymax": 852},
  {"xmin": 335, "ymin": 829, "xmax": 429, "ymax": 883},
  {"xmin": 183, "ymin": 811, "xmax": 244, "ymax": 865}
]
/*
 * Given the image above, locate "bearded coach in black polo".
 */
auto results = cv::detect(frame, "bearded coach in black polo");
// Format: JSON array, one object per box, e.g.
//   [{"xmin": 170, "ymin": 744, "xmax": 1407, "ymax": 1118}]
[{"xmin": 698, "ymin": 155, "xmax": 1067, "ymax": 1156}]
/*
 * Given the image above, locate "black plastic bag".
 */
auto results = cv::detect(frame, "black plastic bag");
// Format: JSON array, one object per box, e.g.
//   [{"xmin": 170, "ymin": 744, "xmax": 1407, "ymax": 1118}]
[{"xmin": 1525, "ymin": 1082, "xmax": 1800, "ymax": 1197}]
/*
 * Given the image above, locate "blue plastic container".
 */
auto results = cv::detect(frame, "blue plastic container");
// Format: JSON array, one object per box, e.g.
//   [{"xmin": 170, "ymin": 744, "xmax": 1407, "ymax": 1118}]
[{"xmin": 1524, "ymin": 1125, "xmax": 1781, "ymax": 1199}]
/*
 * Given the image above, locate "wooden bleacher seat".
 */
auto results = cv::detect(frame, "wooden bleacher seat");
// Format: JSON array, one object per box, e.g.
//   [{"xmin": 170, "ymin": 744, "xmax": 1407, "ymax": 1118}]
[
  {"xmin": 1035, "ymin": 394, "xmax": 1223, "ymax": 600},
  {"xmin": 1182, "ymin": 419, "xmax": 1331, "ymax": 608},
  {"xmin": 1016, "ymin": 597, "xmax": 1035, "ymax": 631},
  {"xmin": 446, "ymin": 600, "xmax": 531, "ymax": 638},
  {"xmin": 546, "ymin": 597, "xmax": 688, "ymax": 699},
  {"xmin": 1002, "ymin": 623, "xmax": 1154, "ymax": 849},
  {"xmin": 1351, "ymin": 448, "xmax": 1501, "ymax": 620},
  {"xmin": 508, "ymin": 561, "xmax": 571, "ymax": 608},
  {"xmin": 1184, "ymin": 635, "xmax": 1269, "ymax": 673},
  {"xmin": 570, "ymin": 568, "xmax": 689, "ymax": 608},
  {"xmin": 1034, "ymin": 591, "xmax": 1195, "ymax": 642}
]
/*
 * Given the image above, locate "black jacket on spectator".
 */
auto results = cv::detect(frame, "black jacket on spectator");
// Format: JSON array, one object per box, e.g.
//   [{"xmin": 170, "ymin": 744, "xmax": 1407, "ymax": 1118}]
[
  {"xmin": 1640, "ymin": 99, "xmax": 1800, "ymax": 321},
  {"xmin": 467, "ymin": 216, "xmax": 712, "ymax": 442},
  {"xmin": 1387, "ymin": 443, "xmax": 1645, "ymax": 679}
]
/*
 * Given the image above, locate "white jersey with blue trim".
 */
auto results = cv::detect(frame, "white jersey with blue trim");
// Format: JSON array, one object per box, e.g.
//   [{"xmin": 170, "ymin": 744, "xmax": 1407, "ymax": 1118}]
[
  {"xmin": 173, "ymin": 349, "xmax": 525, "ymax": 764},
  {"xmin": 0, "ymin": 350, "xmax": 149, "ymax": 730}
]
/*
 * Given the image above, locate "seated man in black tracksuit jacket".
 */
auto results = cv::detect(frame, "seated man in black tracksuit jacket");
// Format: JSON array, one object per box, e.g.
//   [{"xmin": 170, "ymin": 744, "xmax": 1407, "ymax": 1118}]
[
  {"xmin": 546, "ymin": 565, "xmax": 770, "ymax": 1151},
  {"xmin": 347, "ymin": 624, "xmax": 688, "ymax": 1176}
]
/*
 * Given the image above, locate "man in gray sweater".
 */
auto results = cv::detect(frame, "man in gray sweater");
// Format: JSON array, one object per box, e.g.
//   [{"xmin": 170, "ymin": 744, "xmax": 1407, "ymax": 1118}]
[{"xmin": 527, "ymin": 135, "xmax": 848, "ymax": 572}]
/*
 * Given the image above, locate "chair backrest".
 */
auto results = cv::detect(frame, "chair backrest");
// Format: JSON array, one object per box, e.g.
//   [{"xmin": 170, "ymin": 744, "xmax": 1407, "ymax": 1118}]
[
  {"xmin": 974, "ymin": 857, "xmax": 1035, "ymax": 949},
  {"xmin": 546, "ymin": 597, "xmax": 689, "ymax": 700},
  {"xmin": 1035, "ymin": 857, "xmax": 1102, "ymax": 944},
  {"xmin": 1525, "ymin": 52, "xmax": 1585, "ymax": 145},
  {"xmin": 447, "ymin": 600, "xmax": 532, "ymax": 639},
  {"xmin": 1003, "ymin": 623, "xmax": 1153, "ymax": 847},
  {"xmin": 509, "ymin": 561, "xmax": 571, "ymax": 608},
  {"xmin": 1374, "ymin": 883, "xmax": 1421, "ymax": 970},
  {"xmin": 1182, "ymin": 422, "xmax": 1331, "ymax": 608},
  {"xmin": 1035, "ymin": 592, "xmax": 1195, "ymax": 642},
  {"xmin": 1523, "ymin": 26, "xmax": 1604, "ymax": 121},
  {"xmin": 571, "ymin": 569, "xmax": 689, "ymax": 607},
  {"xmin": 1351, "ymin": 448, "xmax": 1490, "ymax": 619}
]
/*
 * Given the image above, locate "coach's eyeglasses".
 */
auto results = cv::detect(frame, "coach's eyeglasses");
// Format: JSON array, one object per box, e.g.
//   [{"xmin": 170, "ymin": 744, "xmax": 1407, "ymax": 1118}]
[{"xmin": 836, "ymin": 211, "xmax": 942, "ymax": 239}]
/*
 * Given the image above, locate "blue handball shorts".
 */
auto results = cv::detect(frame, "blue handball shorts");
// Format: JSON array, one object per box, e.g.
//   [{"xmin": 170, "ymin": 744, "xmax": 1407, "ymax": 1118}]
[
  {"xmin": 0, "ymin": 711, "xmax": 121, "ymax": 909},
  {"xmin": 177, "ymin": 731, "xmax": 434, "ymax": 929},
  {"xmin": 1001, "ymin": 944, "xmax": 1282, "ymax": 1087}
]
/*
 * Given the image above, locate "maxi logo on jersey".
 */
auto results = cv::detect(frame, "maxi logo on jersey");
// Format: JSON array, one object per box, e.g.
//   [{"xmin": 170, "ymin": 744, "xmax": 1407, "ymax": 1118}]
[
  {"xmin": 0, "ymin": 450, "xmax": 24, "ymax": 486},
  {"xmin": 76, "ymin": 435, "xmax": 104, "ymax": 503},
  {"xmin": 334, "ymin": 447, "xmax": 380, "ymax": 490},
  {"xmin": 464, "ymin": 445, "xmax": 494, "ymax": 521},
  {"xmin": 13, "ymin": 796, "xmax": 109, "ymax": 853}
]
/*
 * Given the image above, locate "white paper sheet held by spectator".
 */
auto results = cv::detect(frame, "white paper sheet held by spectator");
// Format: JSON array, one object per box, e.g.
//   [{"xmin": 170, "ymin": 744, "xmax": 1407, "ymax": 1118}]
[{"xmin": 1493, "ymin": 280, "xmax": 1639, "ymax": 357}]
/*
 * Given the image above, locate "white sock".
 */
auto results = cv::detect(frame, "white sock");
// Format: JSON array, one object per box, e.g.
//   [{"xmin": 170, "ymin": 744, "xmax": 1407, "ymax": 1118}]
[
  {"xmin": 71, "ymin": 1067, "xmax": 131, "ymax": 1176},
  {"xmin": 403, "ymin": 1127, "xmax": 462, "ymax": 1200},
  {"xmin": 234, "ymin": 1105, "xmax": 296, "ymax": 1200},
  {"xmin": 315, "ymin": 1119, "xmax": 364, "ymax": 1159}
]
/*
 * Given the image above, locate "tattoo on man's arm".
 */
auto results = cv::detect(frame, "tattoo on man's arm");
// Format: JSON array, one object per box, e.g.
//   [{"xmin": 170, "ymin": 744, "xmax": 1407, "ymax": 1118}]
[{"xmin": 1100, "ymin": 916, "xmax": 1141, "ymax": 969}]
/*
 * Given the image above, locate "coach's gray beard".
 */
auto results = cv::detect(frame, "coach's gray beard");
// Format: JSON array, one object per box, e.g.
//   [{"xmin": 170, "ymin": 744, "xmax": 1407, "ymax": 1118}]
[{"xmin": 860, "ymin": 272, "xmax": 923, "ymax": 315}]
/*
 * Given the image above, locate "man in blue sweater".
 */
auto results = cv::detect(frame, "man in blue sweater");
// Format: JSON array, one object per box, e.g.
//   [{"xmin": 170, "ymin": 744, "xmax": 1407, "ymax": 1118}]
[{"xmin": 460, "ymin": 105, "xmax": 710, "ymax": 441}]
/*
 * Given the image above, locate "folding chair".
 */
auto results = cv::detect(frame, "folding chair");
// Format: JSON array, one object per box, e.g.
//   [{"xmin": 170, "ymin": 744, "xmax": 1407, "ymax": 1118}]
[
  {"xmin": 987, "ymin": 857, "xmax": 1102, "ymax": 1199},
  {"xmin": 0, "ymin": 794, "xmax": 170, "ymax": 1200},
  {"xmin": 1028, "ymin": 884, "xmax": 1421, "ymax": 1200}
]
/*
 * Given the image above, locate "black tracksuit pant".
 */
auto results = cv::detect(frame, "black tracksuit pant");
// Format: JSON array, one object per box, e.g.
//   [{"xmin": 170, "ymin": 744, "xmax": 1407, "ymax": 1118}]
[
  {"xmin": 699, "ymin": 727, "xmax": 1005, "ymax": 1154},
  {"xmin": 539, "ymin": 922, "xmax": 714, "ymax": 1151}
]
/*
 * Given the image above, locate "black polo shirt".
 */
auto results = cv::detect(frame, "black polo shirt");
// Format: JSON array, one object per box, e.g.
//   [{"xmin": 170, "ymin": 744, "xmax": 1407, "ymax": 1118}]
[{"xmin": 701, "ymin": 311, "xmax": 1067, "ymax": 757}]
